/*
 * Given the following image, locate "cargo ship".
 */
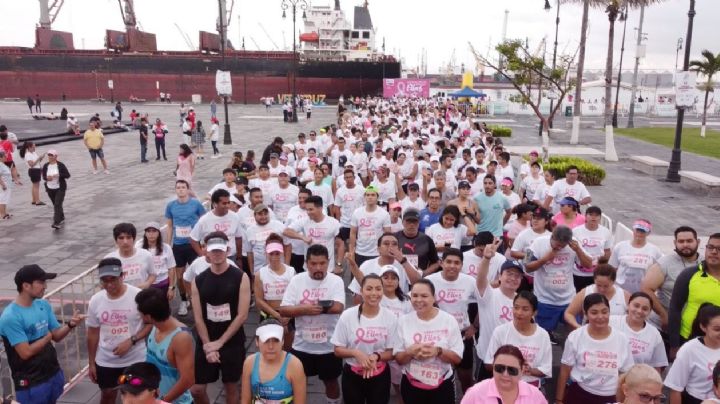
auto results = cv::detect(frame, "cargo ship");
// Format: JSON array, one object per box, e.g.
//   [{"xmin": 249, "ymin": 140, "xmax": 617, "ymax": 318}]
[{"xmin": 0, "ymin": 0, "xmax": 400, "ymax": 103}]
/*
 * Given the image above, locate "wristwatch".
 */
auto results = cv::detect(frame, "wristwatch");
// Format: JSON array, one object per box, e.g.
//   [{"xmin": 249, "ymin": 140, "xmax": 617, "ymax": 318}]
[
  {"xmin": 169, "ymin": 286, "xmax": 176, "ymax": 290},
  {"xmin": 399, "ymin": 257, "xmax": 408, "ymax": 265},
  {"xmin": 130, "ymin": 335, "xmax": 138, "ymax": 345}
]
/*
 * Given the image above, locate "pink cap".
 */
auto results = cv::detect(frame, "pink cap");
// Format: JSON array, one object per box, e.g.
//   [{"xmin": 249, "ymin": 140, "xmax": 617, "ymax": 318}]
[
  {"xmin": 389, "ymin": 202, "xmax": 402, "ymax": 211},
  {"xmin": 309, "ymin": 157, "xmax": 319, "ymax": 164},
  {"xmin": 501, "ymin": 178, "xmax": 513, "ymax": 187},
  {"xmin": 47, "ymin": 149, "xmax": 58, "ymax": 156},
  {"xmin": 266, "ymin": 243, "xmax": 284, "ymax": 254}
]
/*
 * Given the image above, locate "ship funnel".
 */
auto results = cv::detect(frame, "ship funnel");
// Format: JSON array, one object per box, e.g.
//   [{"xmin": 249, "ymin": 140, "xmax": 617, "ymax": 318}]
[{"xmin": 334, "ymin": 0, "xmax": 340, "ymax": 10}]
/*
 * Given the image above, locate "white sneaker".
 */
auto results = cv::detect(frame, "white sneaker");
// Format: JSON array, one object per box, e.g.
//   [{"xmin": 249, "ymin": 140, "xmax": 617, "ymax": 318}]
[
  {"xmin": 103, "ymin": 169, "xmax": 110, "ymax": 174},
  {"xmin": 178, "ymin": 301, "xmax": 188, "ymax": 316},
  {"xmin": 210, "ymin": 155, "xmax": 219, "ymax": 159},
  {"xmin": 92, "ymin": 170, "xmax": 98, "ymax": 175}
]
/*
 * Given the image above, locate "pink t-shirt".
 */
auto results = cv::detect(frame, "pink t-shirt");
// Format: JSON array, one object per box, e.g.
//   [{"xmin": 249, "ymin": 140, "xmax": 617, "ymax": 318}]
[
  {"xmin": 460, "ymin": 378, "xmax": 548, "ymax": 404},
  {"xmin": 551, "ymin": 212, "xmax": 586, "ymax": 229}
]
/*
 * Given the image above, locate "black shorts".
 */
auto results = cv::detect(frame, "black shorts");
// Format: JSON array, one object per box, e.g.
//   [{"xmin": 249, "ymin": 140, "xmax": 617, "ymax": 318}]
[
  {"xmin": 194, "ymin": 340, "xmax": 245, "ymax": 384},
  {"xmin": 290, "ymin": 253, "xmax": 305, "ymax": 274},
  {"xmin": 28, "ymin": 168, "xmax": 42, "ymax": 183},
  {"xmin": 172, "ymin": 244, "xmax": 197, "ymax": 268},
  {"xmin": 458, "ymin": 336, "xmax": 474, "ymax": 370},
  {"xmin": 94, "ymin": 363, "xmax": 125, "ymax": 390},
  {"xmin": 338, "ymin": 227, "xmax": 351, "ymax": 242},
  {"xmin": 291, "ymin": 349, "xmax": 342, "ymax": 381},
  {"xmin": 3, "ymin": 161, "xmax": 15, "ymax": 169}
]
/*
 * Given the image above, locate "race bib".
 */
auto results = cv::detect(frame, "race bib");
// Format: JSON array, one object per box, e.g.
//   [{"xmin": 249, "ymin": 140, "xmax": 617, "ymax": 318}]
[
  {"xmin": 301, "ymin": 326, "xmax": 328, "ymax": 343},
  {"xmin": 100, "ymin": 324, "xmax": 130, "ymax": 345},
  {"xmin": 123, "ymin": 265, "xmax": 142, "ymax": 283},
  {"xmin": 582, "ymin": 351, "xmax": 618, "ymax": 375},
  {"xmin": 207, "ymin": 303, "xmax": 231, "ymax": 322},
  {"xmin": 175, "ymin": 226, "xmax": 192, "ymax": 238},
  {"xmin": 360, "ymin": 229, "xmax": 377, "ymax": 241},
  {"xmin": 407, "ymin": 361, "xmax": 444, "ymax": 388},
  {"xmin": 544, "ymin": 271, "xmax": 568, "ymax": 289}
]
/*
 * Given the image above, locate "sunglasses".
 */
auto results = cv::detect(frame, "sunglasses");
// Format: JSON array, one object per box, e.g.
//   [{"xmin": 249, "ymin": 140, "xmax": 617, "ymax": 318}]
[
  {"xmin": 637, "ymin": 393, "xmax": 665, "ymax": 403},
  {"xmin": 117, "ymin": 374, "xmax": 145, "ymax": 387},
  {"xmin": 493, "ymin": 364, "xmax": 520, "ymax": 376}
]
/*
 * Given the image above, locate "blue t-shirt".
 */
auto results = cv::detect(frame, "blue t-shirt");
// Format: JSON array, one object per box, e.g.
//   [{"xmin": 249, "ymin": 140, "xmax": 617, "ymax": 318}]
[
  {"xmin": 0, "ymin": 299, "xmax": 62, "ymax": 388},
  {"xmin": 165, "ymin": 198, "xmax": 206, "ymax": 245},
  {"xmin": 419, "ymin": 208, "xmax": 442, "ymax": 233},
  {"xmin": 474, "ymin": 191, "xmax": 510, "ymax": 237}
]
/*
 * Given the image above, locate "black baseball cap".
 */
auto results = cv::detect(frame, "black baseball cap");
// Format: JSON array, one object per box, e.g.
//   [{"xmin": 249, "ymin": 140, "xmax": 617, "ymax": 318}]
[
  {"xmin": 501, "ymin": 259, "xmax": 525, "ymax": 274},
  {"xmin": 473, "ymin": 231, "xmax": 494, "ymax": 247},
  {"xmin": 115, "ymin": 362, "xmax": 161, "ymax": 395},
  {"xmin": 14, "ymin": 265, "xmax": 57, "ymax": 289},
  {"xmin": 403, "ymin": 208, "xmax": 420, "ymax": 221}
]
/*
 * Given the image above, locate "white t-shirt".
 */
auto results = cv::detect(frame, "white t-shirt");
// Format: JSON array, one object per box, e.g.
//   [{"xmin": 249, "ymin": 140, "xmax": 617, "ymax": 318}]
[
  {"xmin": 257, "ymin": 264, "xmax": 296, "ymax": 301},
  {"xmin": 285, "ymin": 206, "xmax": 309, "ymax": 255},
  {"xmin": 484, "ymin": 322, "xmax": 552, "ymax": 384},
  {"xmin": 330, "ymin": 306, "xmax": 397, "ymax": 368},
  {"xmin": 288, "ymin": 215, "xmax": 340, "ymax": 265},
  {"xmin": 24, "ymin": 151, "xmax": 39, "ymax": 169},
  {"xmin": 182, "ymin": 257, "xmax": 237, "ymax": 283},
  {"xmin": 547, "ymin": 179, "xmax": 591, "ymax": 213},
  {"xmin": 86, "ymin": 285, "xmax": 147, "ymax": 367},
  {"xmin": 461, "ymin": 250, "xmax": 504, "ymax": 283},
  {"xmin": 665, "ymin": 338, "xmax": 720, "ymax": 400},
  {"xmin": 399, "ymin": 196, "xmax": 426, "ymax": 213},
  {"xmin": 334, "ymin": 185, "xmax": 366, "ymax": 227},
  {"xmin": 206, "ymin": 182, "xmax": 236, "ymax": 197},
  {"xmin": 134, "ymin": 242, "xmax": 176, "ymax": 284},
  {"xmin": 45, "ymin": 163, "xmax": 60, "ymax": 189},
  {"xmin": 249, "ymin": 178, "xmax": 277, "ymax": 206},
  {"xmin": 425, "ymin": 224, "xmax": 467, "ymax": 257},
  {"xmin": 572, "ymin": 225, "xmax": 613, "ymax": 276},
  {"xmin": 609, "ymin": 241, "xmax": 663, "ymax": 294},
  {"xmin": 280, "ymin": 272, "xmax": 345, "ymax": 354},
  {"xmin": 609, "ymin": 315, "xmax": 668, "ymax": 368},
  {"xmin": 529, "ymin": 235, "xmax": 586, "ymax": 305},
  {"xmin": 348, "ymin": 259, "xmax": 415, "ymax": 295},
  {"xmin": 350, "ymin": 207, "xmax": 391, "ymax": 256},
  {"xmin": 510, "ymin": 229, "xmax": 551, "ymax": 259},
  {"xmin": 370, "ymin": 177, "xmax": 397, "ymax": 204},
  {"xmin": 502, "ymin": 191, "xmax": 521, "ymax": 210},
  {"xmin": 306, "ymin": 182, "xmax": 334, "ymax": 210},
  {"xmin": 392, "ymin": 310, "xmax": 464, "ymax": 387},
  {"xmin": 475, "ymin": 287, "xmax": 516, "ymax": 357},
  {"xmin": 533, "ymin": 182, "xmax": 551, "ymax": 205},
  {"xmin": 243, "ymin": 220, "xmax": 287, "ymax": 272},
  {"xmin": 425, "ymin": 272, "xmax": 479, "ymax": 329},
  {"xmin": 104, "ymin": 249, "xmax": 156, "ymax": 288},
  {"xmin": 561, "ymin": 325, "xmax": 634, "ymax": 396},
  {"xmin": 380, "ymin": 295, "xmax": 412, "ymax": 319},
  {"xmin": 189, "ymin": 210, "xmax": 243, "ymax": 256},
  {"xmin": 521, "ymin": 175, "xmax": 545, "ymax": 202},
  {"xmin": 269, "ymin": 184, "xmax": 299, "ymax": 222},
  {"xmin": 585, "ymin": 284, "xmax": 627, "ymax": 316}
]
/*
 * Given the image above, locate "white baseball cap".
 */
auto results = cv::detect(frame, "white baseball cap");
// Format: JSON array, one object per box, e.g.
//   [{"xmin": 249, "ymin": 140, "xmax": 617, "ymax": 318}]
[{"xmin": 256, "ymin": 324, "xmax": 284, "ymax": 342}]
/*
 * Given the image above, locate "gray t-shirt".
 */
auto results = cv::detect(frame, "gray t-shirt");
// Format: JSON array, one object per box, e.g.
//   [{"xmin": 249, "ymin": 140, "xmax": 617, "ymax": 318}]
[{"xmin": 648, "ymin": 253, "xmax": 699, "ymax": 328}]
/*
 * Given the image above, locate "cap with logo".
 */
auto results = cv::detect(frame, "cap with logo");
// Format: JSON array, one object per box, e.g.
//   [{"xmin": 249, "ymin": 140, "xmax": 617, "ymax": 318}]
[
  {"xmin": 115, "ymin": 362, "xmax": 161, "ymax": 395},
  {"xmin": 501, "ymin": 259, "xmax": 524, "ymax": 274},
  {"xmin": 253, "ymin": 204, "xmax": 270, "ymax": 213},
  {"xmin": 14, "ymin": 264, "xmax": 57, "ymax": 289},
  {"xmin": 97, "ymin": 258, "xmax": 123, "ymax": 278},
  {"xmin": 403, "ymin": 208, "xmax": 420, "ymax": 221},
  {"xmin": 206, "ymin": 237, "xmax": 229, "ymax": 251}
]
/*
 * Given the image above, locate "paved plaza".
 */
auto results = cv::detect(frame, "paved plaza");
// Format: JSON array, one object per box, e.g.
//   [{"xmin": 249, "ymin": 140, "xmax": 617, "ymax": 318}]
[{"xmin": 0, "ymin": 100, "xmax": 719, "ymax": 402}]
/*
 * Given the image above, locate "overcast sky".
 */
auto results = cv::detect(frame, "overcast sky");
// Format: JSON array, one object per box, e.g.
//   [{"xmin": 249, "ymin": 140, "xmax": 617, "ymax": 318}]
[{"xmin": 0, "ymin": 0, "xmax": 716, "ymax": 74}]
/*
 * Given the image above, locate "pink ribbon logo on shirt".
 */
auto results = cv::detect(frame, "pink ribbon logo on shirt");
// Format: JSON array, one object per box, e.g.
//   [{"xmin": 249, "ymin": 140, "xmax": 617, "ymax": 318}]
[
  {"xmin": 499, "ymin": 306, "xmax": 513, "ymax": 321},
  {"xmin": 437, "ymin": 290, "xmax": 458, "ymax": 304},
  {"xmin": 300, "ymin": 290, "xmax": 314, "ymax": 305},
  {"xmin": 412, "ymin": 333, "xmax": 423, "ymax": 344},
  {"xmin": 354, "ymin": 328, "xmax": 379, "ymax": 344}
]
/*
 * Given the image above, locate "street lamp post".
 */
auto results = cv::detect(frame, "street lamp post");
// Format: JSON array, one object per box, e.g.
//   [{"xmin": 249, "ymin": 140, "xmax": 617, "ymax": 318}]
[
  {"xmin": 544, "ymin": 0, "xmax": 560, "ymax": 128},
  {"xmin": 626, "ymin": 5, "xmax": 646, "ymax": 128},
  {"xmin": 675, "ymin": 37, "xmax": 683, "ymax": 72},
  {"xmin": 666, "ymin": 0, "xmax": 696, "ymax": 182},
  {"xmin": 282, "ymin": 0, "xmax": 308, "ymax": 124},
  {"xmin": 612, "ymin": 6, "xmax": 628, "ymax": 128},
  {"xmin": 218, "ymin": 0, "xmax": 232, "ymax": 144}
]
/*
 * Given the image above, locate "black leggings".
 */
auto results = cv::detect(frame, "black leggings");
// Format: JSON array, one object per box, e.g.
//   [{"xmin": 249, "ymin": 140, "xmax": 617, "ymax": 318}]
[
  {"xmin": 341, "ymin": 364, "xmax": 391, "ymax": 404},
  {"xmin": 211, "ymin": 140, "xmax": 219, "ymax": 154},
  {"xmin": 400, "ymin": 374, "xmax": 455, "ymax": 404}
]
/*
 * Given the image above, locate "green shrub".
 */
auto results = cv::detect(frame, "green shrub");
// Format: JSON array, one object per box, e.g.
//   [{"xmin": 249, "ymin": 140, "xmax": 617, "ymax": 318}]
[
  {"xmin": 543, "ymin": 156, "xmax": 606, "ymax": 186},
  {"xmin": 490, "ymin": 125, "xmax": 512, "ymax": 137}
]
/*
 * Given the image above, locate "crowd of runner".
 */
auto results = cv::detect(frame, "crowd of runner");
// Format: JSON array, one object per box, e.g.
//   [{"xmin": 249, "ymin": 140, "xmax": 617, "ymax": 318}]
[{"xmin": 1, "ymin": 96, "xmax": 720, "ymax": 404}]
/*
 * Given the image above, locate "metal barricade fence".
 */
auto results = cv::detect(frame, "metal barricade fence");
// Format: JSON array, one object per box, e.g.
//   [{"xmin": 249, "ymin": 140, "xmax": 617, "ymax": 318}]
[{"xmin": 1, "ymin": 265, "xmax": 101, "ymax": 397}]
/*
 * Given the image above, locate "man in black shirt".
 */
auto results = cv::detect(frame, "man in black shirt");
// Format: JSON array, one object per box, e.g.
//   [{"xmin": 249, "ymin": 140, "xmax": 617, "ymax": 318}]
[
  {"xmin": 190, "ymin": 232, "xmax": 251, "ymax": 404},
  {"xmin": 394, "ymin": 208, "xmax": 440, "ymax": 276}
]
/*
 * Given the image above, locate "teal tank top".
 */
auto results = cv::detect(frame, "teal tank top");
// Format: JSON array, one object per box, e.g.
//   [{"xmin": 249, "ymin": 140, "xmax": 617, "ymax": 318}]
[
  {"xmin": 146, "ymin": 327, "xmax": 193, "ymax": 404},
  {"xmin": 250, "ymin": 352, "xmax": 294, "ymax": 403}
]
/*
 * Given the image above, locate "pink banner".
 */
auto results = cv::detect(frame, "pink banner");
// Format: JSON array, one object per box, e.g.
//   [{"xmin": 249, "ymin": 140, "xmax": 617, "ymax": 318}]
[{"xmin": 383, "ymin": 79, "xmax": 430, "ymax": 98}]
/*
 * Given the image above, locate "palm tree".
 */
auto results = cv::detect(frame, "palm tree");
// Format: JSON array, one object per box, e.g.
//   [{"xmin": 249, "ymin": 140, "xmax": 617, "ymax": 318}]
[{"xmin": 690, "ymin": 50, "xmax": 720, "ymax": 138}]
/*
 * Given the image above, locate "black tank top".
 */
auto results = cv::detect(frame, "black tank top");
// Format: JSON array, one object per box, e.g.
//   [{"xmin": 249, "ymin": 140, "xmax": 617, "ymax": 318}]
[{"xmin": 195, "ymin": 265, "xmax": 245, "ymax": 345}]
